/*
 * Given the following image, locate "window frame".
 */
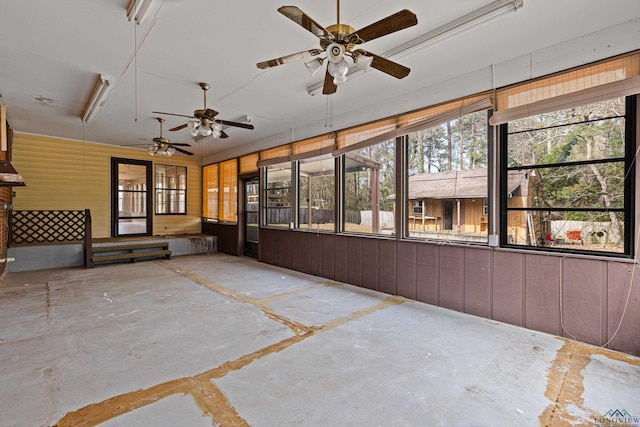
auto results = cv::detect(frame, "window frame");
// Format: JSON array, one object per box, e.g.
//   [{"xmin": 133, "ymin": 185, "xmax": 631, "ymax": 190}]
[
  {"xmin": 340, "ymin": 138, "xmax": 397, "ymax": 237},
  {"xmin": 412, "ymin": 200, "xmax": 423, "ymax": 215},
  {"xmin": 296, "ymin": 155, "xmax": 336, "ymax": 233},
  {"xmin": 154, "ymin": 164, "xmax": 187, "ymax": 215},
  {"xmin": 202, "ymin": 159, "xmax": 238, "ymax": 224},
  {"xmin": 263, "ymin": 161, "xmax": 294, "ymax": 229},
  {"xmin": 403, "ymin": 109, "xmax": 491, "ymax": 244},
  {"xmin": 499, "ymin": 95, "xmax": 636, "ymax": 257}
]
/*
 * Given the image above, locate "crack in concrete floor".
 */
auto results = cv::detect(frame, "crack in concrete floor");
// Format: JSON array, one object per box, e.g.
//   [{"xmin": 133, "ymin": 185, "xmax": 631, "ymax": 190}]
[
  {"xmin": 51, "ymin": 260, "xmax": 404, "ymax": 426},
  {"xmin": 3, "ymin": 256, "xmax": 636, "ymax": 427}
]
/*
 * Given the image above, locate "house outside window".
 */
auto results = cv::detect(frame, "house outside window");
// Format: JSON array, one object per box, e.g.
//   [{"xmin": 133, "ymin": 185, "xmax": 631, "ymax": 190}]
[
  {"xmin": 406, "ymin": 109, "xmax": 489, "ymax": 242},
  {"xmin": 155, "ymin": 164, "xmax": 186, "ymax": 214},
  {"xmin": 501, "ymin": 95, "xmax": 634, "ymax": 256}
]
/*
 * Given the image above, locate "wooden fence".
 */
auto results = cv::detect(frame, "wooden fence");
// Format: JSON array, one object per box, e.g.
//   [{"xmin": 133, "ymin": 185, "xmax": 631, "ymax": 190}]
[{"xmin": 265, "ymin": 208, "xmax": 360, "ymax": 225}]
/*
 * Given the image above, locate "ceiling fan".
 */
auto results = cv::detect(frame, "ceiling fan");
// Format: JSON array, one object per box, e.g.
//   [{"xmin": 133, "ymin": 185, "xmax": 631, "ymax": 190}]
[
  {"xmin": 257, "ymin": 1, "xmax": 418, "ymax": 94},
  {"xmin": 147, "ymin": 118, "xmax": 193, "ymax": 156},
  {"xmin": 153, "ymin": 83, "xmax": 255, "ymax": 138}
]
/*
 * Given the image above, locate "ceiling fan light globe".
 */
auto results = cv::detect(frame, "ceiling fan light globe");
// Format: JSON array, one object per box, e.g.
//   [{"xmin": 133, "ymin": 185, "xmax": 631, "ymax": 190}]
[
  {"xmin": 187, "ymin": 120, "xmax": 199, "ymax": 131},
  {"xmin": 189, "ymin": 126, "xmax": 200, "ymax": 137},
  {"xmin": 355, "ymin": 54, "xmax": 374, "ymax": 72},
  {"xmin": 328, "ymin": 58, "xmax": 349, "ymax": 79},
  {"xmin": 304, "ymin": 58, "xmax": 324, "ymax": 77},
  {"xmin": 212, "ymin": 130, "xmax": 221, "ymax": 138},
  {"xmin": 333, "ymin": 74, "xmax": 348, "ymax": 86},
  {"xmin": 213, "ymin": 122, "xmax": 223, "ymax": 132},
  {"xmin": 199, "ymin": 126, "xmax": 213, "ymax": 137},
  {"xmin": 167, "ymin": 147, "xmax": 176, "ymax": 155},
  {"xmin": 326, "ymin": 43, "xmax": 344, "ymax": 63},
  {"xmin": 148, "ymin": 146, "xmax": 156, "ymax": 155}
]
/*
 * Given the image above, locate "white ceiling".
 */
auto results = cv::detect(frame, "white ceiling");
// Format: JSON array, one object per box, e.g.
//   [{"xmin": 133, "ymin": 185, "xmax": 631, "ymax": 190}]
[{"xmin": 0, "ymin": 0, "xmax": 639, "ymax": 164}]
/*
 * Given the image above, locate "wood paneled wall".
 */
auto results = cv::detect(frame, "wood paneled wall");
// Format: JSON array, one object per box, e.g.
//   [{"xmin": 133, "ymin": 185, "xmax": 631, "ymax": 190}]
[
  {"xmin": 202, "ymin": 222, "xmax": 239, "ymax": 255},
  {"xmin": 256, "ymin": 228, "xmax": 640, "ymax": 355},
  {"xmin": 12, "ymin": 133, "xmax": 202, "ymax": 238}
]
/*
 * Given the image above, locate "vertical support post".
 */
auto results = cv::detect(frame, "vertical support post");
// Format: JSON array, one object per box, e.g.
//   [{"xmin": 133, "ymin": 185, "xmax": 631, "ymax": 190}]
[
  {"xmin": 307, "ymin": 174, "xmax": 313, "ymax": 228},
  {"xmin": 371, "ymin": 167, "xmax": 379, "ymax": 233},
  {"xmin": 84, "ymin": 209, "xmax": 94, "ymax": 268}
]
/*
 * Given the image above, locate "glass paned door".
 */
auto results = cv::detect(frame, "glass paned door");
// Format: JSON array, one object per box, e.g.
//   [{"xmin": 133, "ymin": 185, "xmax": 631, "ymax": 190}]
[
  {"xmin": 244, "ymin": 177, "xmax": 259, "ymax": 257},
  {"xmin": 112, "ymin": 158, "xmax": 152, "ymax": 236}
]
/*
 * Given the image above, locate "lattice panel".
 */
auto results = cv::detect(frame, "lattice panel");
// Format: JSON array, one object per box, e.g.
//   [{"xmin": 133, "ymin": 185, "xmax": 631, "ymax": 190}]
[{"xmin": 11, "ymin": 210, "xmax": 86, "ymax": 245}]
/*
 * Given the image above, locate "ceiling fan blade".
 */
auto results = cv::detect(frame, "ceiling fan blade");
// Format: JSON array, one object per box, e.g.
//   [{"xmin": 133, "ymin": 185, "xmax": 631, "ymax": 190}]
[
  {"xmin": 348, "ymin": 9, "xmax": 417, "ymax": 44},
  {"xmin": 216, "ymin": 119, "xmax": 254, "ymax": 130},
  {"xmin": 173, "ymin": 147, "xmax": 194, "ymax": 156},
  {"xmin": 168, "ymin": 143, "xmax": 191, "ymax": 147},
  {"xmin": 152, "ymin": 111, "xmax": 195, "ymax": 119},
  {"xmin": 358, "ymin": 50, "xmax": 410, "ymax": 79},
  {"xmin": 278, "ymin": 6, "xmax": 334, "ymax": 40},
  {"xmin": 204, "ymin": 109, "xmax": 219, "ymax": 118},
  {"xmin": 322, "ymin": 68, "xmax": 337, "ymax": 95},
  {"xmin": 220, "ymin": 131, "xmax": 229, "ymax": 139},
  {"xmin": 257, "ymin": 49, "xmax": 323, "ymax": 69},
  {"xmin": 169, "ymin": 123, "xmax": 188, "ymax": 132}
]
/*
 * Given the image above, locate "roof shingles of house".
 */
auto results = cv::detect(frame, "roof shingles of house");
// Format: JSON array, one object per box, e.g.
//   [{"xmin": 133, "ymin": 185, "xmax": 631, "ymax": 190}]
[{"xmin": 406, "ymin": 168, "xmax": 528, "ymax": 199}]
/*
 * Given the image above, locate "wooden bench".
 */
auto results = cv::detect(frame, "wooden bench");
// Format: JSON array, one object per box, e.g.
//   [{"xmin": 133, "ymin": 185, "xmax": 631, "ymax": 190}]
[{"xmin": 92, "ymin": 242, "xmax": 171, "ymax": 265}]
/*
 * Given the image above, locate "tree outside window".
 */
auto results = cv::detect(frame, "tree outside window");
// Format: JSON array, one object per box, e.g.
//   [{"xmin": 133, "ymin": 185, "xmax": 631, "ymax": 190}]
[
  {"xmin": 502, "ymin": 96, "xmax": 633, "ymax": 255},
  {"xmin": 343, "ymin": 140, "xmax": 395, "ymax": 235},
  {"xmin": 298, "ymin": 155, "xmax": 335, "ymax": 231},
  {"xmin": 406, "ymin": 110, "xmax": 489, "ymax": 242}
]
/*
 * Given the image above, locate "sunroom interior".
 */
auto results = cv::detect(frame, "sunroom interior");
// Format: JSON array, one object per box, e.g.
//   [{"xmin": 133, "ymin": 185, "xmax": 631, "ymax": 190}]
[{"xmin": 1, "ymin": 0, "xmax": 640, "ymax": 425}]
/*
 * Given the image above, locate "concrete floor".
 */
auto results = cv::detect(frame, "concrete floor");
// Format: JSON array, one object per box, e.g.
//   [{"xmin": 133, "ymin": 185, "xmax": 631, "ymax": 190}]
[{"xmin": 1, "ymin": 253, "xmax": 639, "ymax": 427}]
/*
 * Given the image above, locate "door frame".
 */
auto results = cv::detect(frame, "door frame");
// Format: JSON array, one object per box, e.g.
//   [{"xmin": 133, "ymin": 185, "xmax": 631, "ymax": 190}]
[
  {"xmin": 240, "ymin": 174, "xmax": 260, "ymax": 258},
  {"xmin": 111, "ymin": 157, "xmax": 153, "ymax": 237}
]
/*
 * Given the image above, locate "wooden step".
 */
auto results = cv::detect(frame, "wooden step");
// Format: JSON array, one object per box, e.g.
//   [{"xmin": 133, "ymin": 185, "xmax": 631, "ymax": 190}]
[
  {"xmin": 92, "ymin": 249, "xmax": 171, "ymax": 263},
  {"xmin": 91, "ymin": 242, "xmax": 171, "ymax": 265},
  {"xmin": 92, "ymin": 242, "xmax": 169, "ymax": 253}
]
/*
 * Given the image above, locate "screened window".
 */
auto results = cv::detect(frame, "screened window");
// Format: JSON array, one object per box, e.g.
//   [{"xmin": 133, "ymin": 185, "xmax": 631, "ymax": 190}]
[
  {"xmin": 343, "ymin": 139, "xmax": 395, "ymax": 235},
  {"xmin": 155, "ymin": 165, "xmax": 186, "ymax": 214},
  {"xmin": 406, "ymin": 110, "xmax": 489, "ymax": 242},
  {"xmin": 502, "ymin": 95, "xmax": 635, "ymax": 256},
  {"xmin": 298, "ymin": 155, "xmax": 335, "ymax": 231},
  {"xmin": 202, "ymin": 159, "xmax": 237, "ymax": 223},
  {"xmin": 219, "ymin": 160, "xmax": 238, "ymax": 222},
  {"xmin": 264, "ymin": 162, "xmax": 292, "ymax": 228},
  {"xmin": 202, "ymin": 164, "xmax": 219, "ymax": 220}
]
